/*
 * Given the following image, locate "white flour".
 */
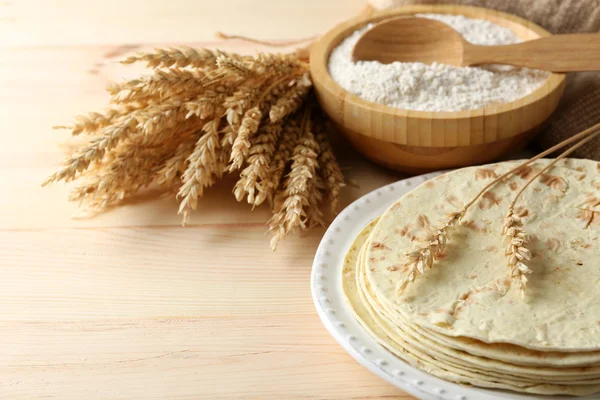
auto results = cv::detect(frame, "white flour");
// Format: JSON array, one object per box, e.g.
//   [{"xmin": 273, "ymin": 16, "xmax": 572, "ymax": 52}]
[{"xmin": 328, "ymin": 14, "xmax": 549, "ymax": 112}]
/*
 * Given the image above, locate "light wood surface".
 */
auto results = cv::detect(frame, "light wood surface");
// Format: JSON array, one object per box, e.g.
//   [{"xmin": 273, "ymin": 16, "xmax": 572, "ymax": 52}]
[
  {"xmin": 353, "ymin": 16, "xmax": 600, "ymax": 72},
  {"xmin": 310, "ymin": 5, "xmax": 566, "ymax": 173},
  {"xmin": 0, "ymin": 1, "xmax": 415, "ymax": 399}
]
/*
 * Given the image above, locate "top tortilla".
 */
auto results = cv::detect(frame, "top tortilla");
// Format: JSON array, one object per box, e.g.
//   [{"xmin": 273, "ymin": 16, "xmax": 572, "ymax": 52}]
[{"xmin": 365, "ymin": 158, "xmax": 600, "ymax": 351}]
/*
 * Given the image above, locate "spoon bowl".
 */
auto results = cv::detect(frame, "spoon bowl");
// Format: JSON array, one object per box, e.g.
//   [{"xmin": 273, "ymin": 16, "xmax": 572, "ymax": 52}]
[{"xmin": 352, "ymin": 17, "xmax": 466, "ymax": 66}]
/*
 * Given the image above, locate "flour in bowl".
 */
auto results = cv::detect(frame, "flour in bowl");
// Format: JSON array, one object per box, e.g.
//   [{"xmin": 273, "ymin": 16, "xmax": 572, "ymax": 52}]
[{"xmin": 328, "ymin": 14, "xmax": 549, "ymax": 112}]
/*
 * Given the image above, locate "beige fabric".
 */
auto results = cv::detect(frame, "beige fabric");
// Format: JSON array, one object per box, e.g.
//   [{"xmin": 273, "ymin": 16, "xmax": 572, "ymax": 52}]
[{"xmin": 366, "ymin": 0, "xmax": 600, "ymax": 160}]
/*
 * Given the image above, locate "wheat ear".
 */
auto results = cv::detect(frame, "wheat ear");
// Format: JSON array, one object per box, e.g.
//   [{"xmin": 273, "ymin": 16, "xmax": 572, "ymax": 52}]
[
  {"xmin": 121, "ymin": 47, "xmax": 220, "ymax": 69},
  {"xmin": 109, "ymin": 69, "xmax": 206, "ymax": 104},
  {"xmin": 177, "ymin": 119, "xmax": 221, "ymax": 223},
  {"xmin": 268, "ymin": 111, "xmax": 319, "ymax": 250},
  {"xmin": 233, "ymin": 123, "xmax": 282, "ymax": 206},
  {"xmin": 315, "ymin": 125, "xmax": 345, "ymax": 214}
]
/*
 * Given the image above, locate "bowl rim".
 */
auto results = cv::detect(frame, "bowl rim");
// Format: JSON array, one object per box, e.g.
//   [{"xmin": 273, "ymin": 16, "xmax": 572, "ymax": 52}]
[{"xmin": 309, "ymin": 4, "xmax": 566, "ymax": 121}]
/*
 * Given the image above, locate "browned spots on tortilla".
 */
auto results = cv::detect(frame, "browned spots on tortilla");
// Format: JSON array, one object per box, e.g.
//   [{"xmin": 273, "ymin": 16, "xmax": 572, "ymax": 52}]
[
  {"xmin": 597, "ymin": 162, "xmax": 600, "ymax": 172},
  {"xmin": 540, "ymin": 174, "xmax": 568, "ymax": 192},
  {"xmin": 391, "ymin": 201, "xmax": 403, "ymax": 211},
  {"xmin": 409, "ymin": 235, "xmax": 417, "ymax": 242},
  {"xmin": 534, "ymin": 187, "xmax": 542, "ymax": 192},
  {"xmin": 550, "ymin": 194, "xmax": 564, "ymax": 203},
  {"xmin": 103, "ymin": 44, "xmax": 140, "ymax": 59},
  {"xmin": 461, "ymin": 220, "xmax": 479, "ymax": 232},
  {"xmin": 577, "ymin": 174, "xmax": 586, "ymax": 181},
  {"xmin": 515, "ymin": 206, "xmax": 534, "ymax": 221},
  {"xmin": 562, "ymin": 159, "xmax": 572, "ymax": 167},
  {"xmin": 386, "ymin": 265, "xmax": 398, "ymax": 272},
  {"xmin": 509, "ymin": 182, "xmax": 519, "ymax": 191},
  {"xmin": 475, "ymin": 168, "xmax": 498, "ymax": 180},
  {"xmin": 371, "ymin": 242, "xmax": 391, "ymax": 251},
  {"xmin": 576, "ymin": 167, "xmax": 585, "ymax": 172},
  {"xmin": 582, "ymin": 195, "xmax": 600, "ymax": 209},
  {"xmin": 437, "ymin": 252, "xmax": 448, "ymax": 260},
  {"xmin": 395, "ymin": 227, "xmax": 408, "ymax": 237},
  {"xmin": 406, "ymin": 193, "xmax": 414, "ymax": 199},
  {"xmin": 540, "ymin": 220, "xmax": 555, "ymax": 230},
  {"xmin": 460, "ymin": 220, "xmax": 490, "ymax": 235},
  {"xmin": 546, "ymin": 238, "xmax": 565, "ymax": 254},
  {"xmin": 581, "ymin": 243, "xmax": 593, "ymax": 249},
  {"xmin": 445, "ymin": 194, "xmax": 462, "ymax": 208},
  {"xmin": 485, "ymin": 245, "xmax": 498, "ymax": 253},
  {"xmin": 515, "ymin": 165, "xmax": 534, "ymax": 179},
  {"xmin": 576, "ymin": 208, "xmax": 599, "ymax": 228},
  {"xmin": 478, "ymin": 191, "xmax": 501, "ymax": 210},
  {"xmin": 469, "ymin": 275, "xmax": 478, "ymax": 279},
  {"xmin": 88, "ymin": 69, "xmax": 100, "ymax": 75},
  {"xmin": 369, "ymin": 257, "xmax": 376, "ymax": 263},
  {"xmin": 425, "ymin": 181, "xmax": 435, "ymax": 188},
  {"xmin": 418, "ymin": 214, "xmax": 432, "ymax": 231}
]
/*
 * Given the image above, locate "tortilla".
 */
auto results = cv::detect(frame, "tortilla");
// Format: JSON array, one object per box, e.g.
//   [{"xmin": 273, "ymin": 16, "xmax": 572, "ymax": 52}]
[
  {"xmin": 342, "ymin": 159, "xmax": 600, "ymax": 396},
  {"xmin": 366, "ymin": 158, "xmax": 600, "ymax": 352},
  {"xmin": 342, "ymin": 218, "xmax": 600, "ymax": 396}
]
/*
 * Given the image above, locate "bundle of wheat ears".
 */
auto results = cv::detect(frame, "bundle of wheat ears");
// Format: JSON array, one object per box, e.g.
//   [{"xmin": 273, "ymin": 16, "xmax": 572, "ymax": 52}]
[{"xmin": 43, "ymin": 48, "xmax": 344, "ymax": 249}]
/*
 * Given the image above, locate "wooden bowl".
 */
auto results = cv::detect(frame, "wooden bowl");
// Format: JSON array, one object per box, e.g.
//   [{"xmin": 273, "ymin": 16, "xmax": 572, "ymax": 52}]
[{"xmin": 310, "ymin": 5, "xmax": 566, "ymax": 174}]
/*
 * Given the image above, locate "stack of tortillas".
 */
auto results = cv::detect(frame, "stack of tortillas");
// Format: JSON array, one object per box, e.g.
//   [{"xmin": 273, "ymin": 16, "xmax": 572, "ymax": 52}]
[{"xmin": 342, "ymin": 158, "xmax": 600, "ymax": 396}]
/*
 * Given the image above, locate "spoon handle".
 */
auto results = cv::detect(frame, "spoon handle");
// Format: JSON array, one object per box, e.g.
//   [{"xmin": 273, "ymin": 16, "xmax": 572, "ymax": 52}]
[{"xmin": 464, "ymin": 34, "xmax": 600, "ymax": 72}]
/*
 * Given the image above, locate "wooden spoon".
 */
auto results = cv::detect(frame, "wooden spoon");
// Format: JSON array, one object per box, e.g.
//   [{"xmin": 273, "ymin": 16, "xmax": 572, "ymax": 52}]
[{"xmin": 352, "ymin": 17, "xmax": 600, "ymax": 72}]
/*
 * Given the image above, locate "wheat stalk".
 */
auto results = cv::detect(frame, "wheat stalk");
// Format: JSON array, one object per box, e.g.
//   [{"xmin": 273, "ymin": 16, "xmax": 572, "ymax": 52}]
[
  {"xmin": 501, "ymin": 209, "xmax": 531, "ymax": 298},
  {"xmin": 268, "ymin": 111, "xmax": 320, "ymax": 250},
  {"xmin": 109, "ymin": 69, "xmax": 206, "ymax": 104},
  {"xmin": 315, "ymin": 124, "xmax": 344, "ymax": 214},
  {"xmin": 396, "ymin": 210, "xmax": 462, "ymax": 295},
  {"xmin": 233, "ymin": 122, "xmax": 282, "ymax": 205},
  {"xmin": 306, "ymin": 174, "xmax": 326, "ymax": 228},
  {"xmin": 121, "ymin": 47, "xmax": 222, "ymax": 69},
  {"xmin": 53, "ymin": 106, "xmax": 138, "ymax": 136},
  {"xmin": 269, "ymin": 72, "xmax": 312, "ymax": 123},
  {"xmin": 157, "ymin": 133, "xmax": 199, "ymax": 189},
  {"xmin": 177, "ymin": 119, "xmax": 221, "ymax": 223},
  {"xmin": 229, "ymin": 106, "xmax": 262, "ymax": 171},
  {"xmin": 263, "ymin": 117, "xmax": 301, "ymax": 203},
  {"xmin": 249, "ymin": 53, "xmax": 306, "ymax": 75}
]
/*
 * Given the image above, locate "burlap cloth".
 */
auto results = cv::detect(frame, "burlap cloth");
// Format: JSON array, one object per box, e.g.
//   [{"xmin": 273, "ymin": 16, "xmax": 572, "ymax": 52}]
[{"xmin": 366, "ymin": 0, "xmax": 600, "ymax": 160}]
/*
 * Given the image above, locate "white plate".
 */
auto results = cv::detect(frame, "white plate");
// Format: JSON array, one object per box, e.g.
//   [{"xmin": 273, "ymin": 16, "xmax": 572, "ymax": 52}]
[{"xmin": 310, "ymin": 172, "xmax": 596, "ymax": 400}]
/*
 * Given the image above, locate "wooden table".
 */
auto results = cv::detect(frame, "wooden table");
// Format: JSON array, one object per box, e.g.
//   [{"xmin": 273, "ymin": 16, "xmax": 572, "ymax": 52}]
[{"xmin": 0, "ymin": 1, "xmax": 414, "ymax": 398}]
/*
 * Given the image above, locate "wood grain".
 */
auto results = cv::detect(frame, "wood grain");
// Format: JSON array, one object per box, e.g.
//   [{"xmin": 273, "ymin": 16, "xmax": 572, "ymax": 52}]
[
  {"xmin": 310, "ymin": 4, "xmax": 566, "ymax": 172},
  {"xmin": 0, "ymin": 0, "xmax": 415, "ymax": 398}
]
